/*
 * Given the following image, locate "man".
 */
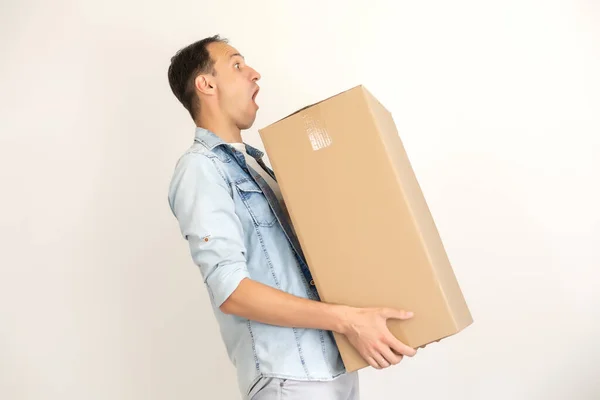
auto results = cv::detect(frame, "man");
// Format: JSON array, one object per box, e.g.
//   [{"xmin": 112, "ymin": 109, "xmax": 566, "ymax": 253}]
[{"xmin": 167, "ymin": 35, "xmax": 417, "ymax": 400}]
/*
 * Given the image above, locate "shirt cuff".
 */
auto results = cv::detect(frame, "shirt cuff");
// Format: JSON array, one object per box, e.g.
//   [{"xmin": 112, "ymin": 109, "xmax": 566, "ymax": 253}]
[{"xmin": 205, "ymin": 262, "xmax": 251, "ymax": 308}]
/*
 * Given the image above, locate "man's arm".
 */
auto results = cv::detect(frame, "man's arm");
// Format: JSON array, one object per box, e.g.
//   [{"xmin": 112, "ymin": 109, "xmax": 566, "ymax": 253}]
[
  {"xmin": 221, "ymin": 278, "xmax": 416, "ymax": 369},
  {"xmin": 169, "ymin": 153, "xmax": 416, "ymax": 369},
  {"xmin": 169, "ymin": 153, "xmax": 251, "ymax": 308}
]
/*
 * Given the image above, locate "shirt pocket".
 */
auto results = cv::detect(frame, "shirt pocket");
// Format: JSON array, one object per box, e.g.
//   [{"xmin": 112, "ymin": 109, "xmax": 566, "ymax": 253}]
[{"xmin": 234, "ymin": 179, "xmax": 277, "ymax": 227}]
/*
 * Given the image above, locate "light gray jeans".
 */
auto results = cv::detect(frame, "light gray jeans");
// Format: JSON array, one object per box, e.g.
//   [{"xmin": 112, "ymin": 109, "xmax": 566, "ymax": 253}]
[{"xmin": 247, "ymin": 372, "xmax": 359, "ymax": 400}]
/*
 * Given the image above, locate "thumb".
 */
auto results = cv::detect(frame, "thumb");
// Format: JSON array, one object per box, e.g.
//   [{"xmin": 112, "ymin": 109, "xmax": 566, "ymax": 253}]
[{"xmin": 381, "ymin": 308, "xmax": 414, "ymax": 320}]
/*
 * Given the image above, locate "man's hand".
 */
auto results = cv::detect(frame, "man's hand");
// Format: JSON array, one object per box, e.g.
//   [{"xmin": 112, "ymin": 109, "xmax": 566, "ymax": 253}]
[{"xmin": 339, "ymin": 307, "xmax": 416, "ymax": 369}]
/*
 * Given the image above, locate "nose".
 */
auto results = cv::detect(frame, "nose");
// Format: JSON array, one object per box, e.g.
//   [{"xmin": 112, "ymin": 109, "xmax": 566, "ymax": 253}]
[{"xmin": 250, "ymin": 67, "xmax": 261, "ymax": 82}]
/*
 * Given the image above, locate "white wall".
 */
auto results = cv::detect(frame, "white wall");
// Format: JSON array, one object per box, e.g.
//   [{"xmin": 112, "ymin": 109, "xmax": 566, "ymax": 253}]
[{"xmin": 2, "ymin": 0, "xmax": 599, "ymax": 399}]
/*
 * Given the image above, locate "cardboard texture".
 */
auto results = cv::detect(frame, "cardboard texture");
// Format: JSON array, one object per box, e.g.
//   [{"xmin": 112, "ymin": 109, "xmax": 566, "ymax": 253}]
[{"xmin": 258, "ymin": 85, "xmax": 473, "ymax": 372}]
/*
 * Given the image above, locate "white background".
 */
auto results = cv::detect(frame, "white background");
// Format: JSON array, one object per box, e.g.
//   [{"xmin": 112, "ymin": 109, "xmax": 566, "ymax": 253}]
[{"xmin": 1, "ymin": 0, "xmax": 599, "ymax": 399}]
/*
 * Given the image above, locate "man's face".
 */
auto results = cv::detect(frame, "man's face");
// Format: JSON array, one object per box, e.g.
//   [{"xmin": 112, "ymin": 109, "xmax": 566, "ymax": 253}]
[{"xmin": 207, "ymin": 42, "xmax": 261, "ymax": 130}]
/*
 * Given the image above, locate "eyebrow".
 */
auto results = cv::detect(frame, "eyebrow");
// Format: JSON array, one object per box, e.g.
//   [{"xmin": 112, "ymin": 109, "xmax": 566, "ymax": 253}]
[{"xmin": 230, "ymin": 53, "xmax": 244, "ymax": 59}]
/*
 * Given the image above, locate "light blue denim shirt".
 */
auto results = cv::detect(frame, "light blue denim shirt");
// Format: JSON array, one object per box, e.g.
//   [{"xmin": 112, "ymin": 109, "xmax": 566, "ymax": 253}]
[{"xmin": 168, "ymin": 127, "xmax": 345, "ymax": 397}]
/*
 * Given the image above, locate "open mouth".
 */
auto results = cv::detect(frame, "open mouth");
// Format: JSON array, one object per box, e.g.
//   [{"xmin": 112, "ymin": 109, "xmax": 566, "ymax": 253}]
[{"xmin": 252, "ymin": 87, "xmax": 260, "ymax": 103}]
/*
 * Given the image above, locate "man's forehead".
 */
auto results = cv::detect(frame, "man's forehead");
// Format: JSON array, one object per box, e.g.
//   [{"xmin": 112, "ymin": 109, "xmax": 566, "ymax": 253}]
[{"xmin": 208, "ymin": 42, "xmax": 242, "ymax": 61}]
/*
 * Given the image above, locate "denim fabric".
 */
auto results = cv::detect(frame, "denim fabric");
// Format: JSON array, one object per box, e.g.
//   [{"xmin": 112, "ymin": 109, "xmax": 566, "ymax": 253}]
[
  {"xmin": 248, "ymin": 371, "xmax": 359, "ymax": 400},
  {"xmin": 168, "ymin": 127, "xmax": 345, "ymax": 397}
]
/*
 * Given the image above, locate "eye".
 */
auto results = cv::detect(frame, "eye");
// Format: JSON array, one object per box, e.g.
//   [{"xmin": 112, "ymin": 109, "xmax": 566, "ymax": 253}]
[{"xmin": 234, "ymin": 63, "xmax": 241, "ymax": 70}]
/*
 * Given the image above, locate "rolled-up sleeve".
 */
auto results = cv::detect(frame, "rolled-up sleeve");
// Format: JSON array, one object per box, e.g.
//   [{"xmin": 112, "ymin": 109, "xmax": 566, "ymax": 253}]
[{"xmin": 168, "ymin": 152, "xmax": 250, "ymax": 308}]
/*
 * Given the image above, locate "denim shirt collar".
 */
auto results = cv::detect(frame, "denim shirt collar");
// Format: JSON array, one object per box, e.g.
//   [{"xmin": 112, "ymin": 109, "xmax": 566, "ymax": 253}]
[{"xmin": 194, "ymin": 127, "xmax": 264, "ymax": 159}]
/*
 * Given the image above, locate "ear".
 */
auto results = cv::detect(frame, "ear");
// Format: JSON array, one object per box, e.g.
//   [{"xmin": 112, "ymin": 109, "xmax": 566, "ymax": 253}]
[{"xmin": 195, "ymin": 74, "xmax": 216, "ymax": 96}]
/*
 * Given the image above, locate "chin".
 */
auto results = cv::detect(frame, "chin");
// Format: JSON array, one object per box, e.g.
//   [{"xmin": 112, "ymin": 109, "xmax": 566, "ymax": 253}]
[
  {"xmin": 238, "ymin": 114, "xmax": 257, "ymax": 130},
  {"xmin": 238, "ymin": 120, "xmax": 254, "ymax": 130}
]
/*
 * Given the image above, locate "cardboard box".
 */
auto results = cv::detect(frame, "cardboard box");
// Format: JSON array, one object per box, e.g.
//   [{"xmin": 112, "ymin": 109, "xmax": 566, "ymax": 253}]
[{"xmin": 258, "ymin": 85, "xmax": 473, "ymax": 372}]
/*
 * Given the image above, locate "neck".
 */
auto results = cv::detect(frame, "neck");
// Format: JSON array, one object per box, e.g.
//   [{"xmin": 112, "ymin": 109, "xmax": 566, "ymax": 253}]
[{"xmin": 195, "ymin": 108, "xmax": 242, "ymax": 143}]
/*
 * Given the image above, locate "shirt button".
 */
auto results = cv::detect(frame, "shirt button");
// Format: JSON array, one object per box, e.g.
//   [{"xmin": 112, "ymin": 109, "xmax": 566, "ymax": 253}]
[{"xmin": 310, "ymin": 279, "xmax": 315, "ymax": 286}]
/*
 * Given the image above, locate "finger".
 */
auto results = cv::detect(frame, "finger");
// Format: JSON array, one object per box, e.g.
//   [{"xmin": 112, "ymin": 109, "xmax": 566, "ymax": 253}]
[
  {"xmin": 380, "ymin": 345, "xmax": 402, "ymax": 365},
  {"xmin": 365, "ymin": 356, "xmax": 381, "ymax": 369},
  {"xmin": 386, "ymin": 335, "xmax": 417, "ymax": 357},
  {"xmin": 371, "ymin": 352, "xmax": 390, "ymax": 369},
  {"xmin": 381, "ymin": 308, "xmax": 414, "ymax": 320}
]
